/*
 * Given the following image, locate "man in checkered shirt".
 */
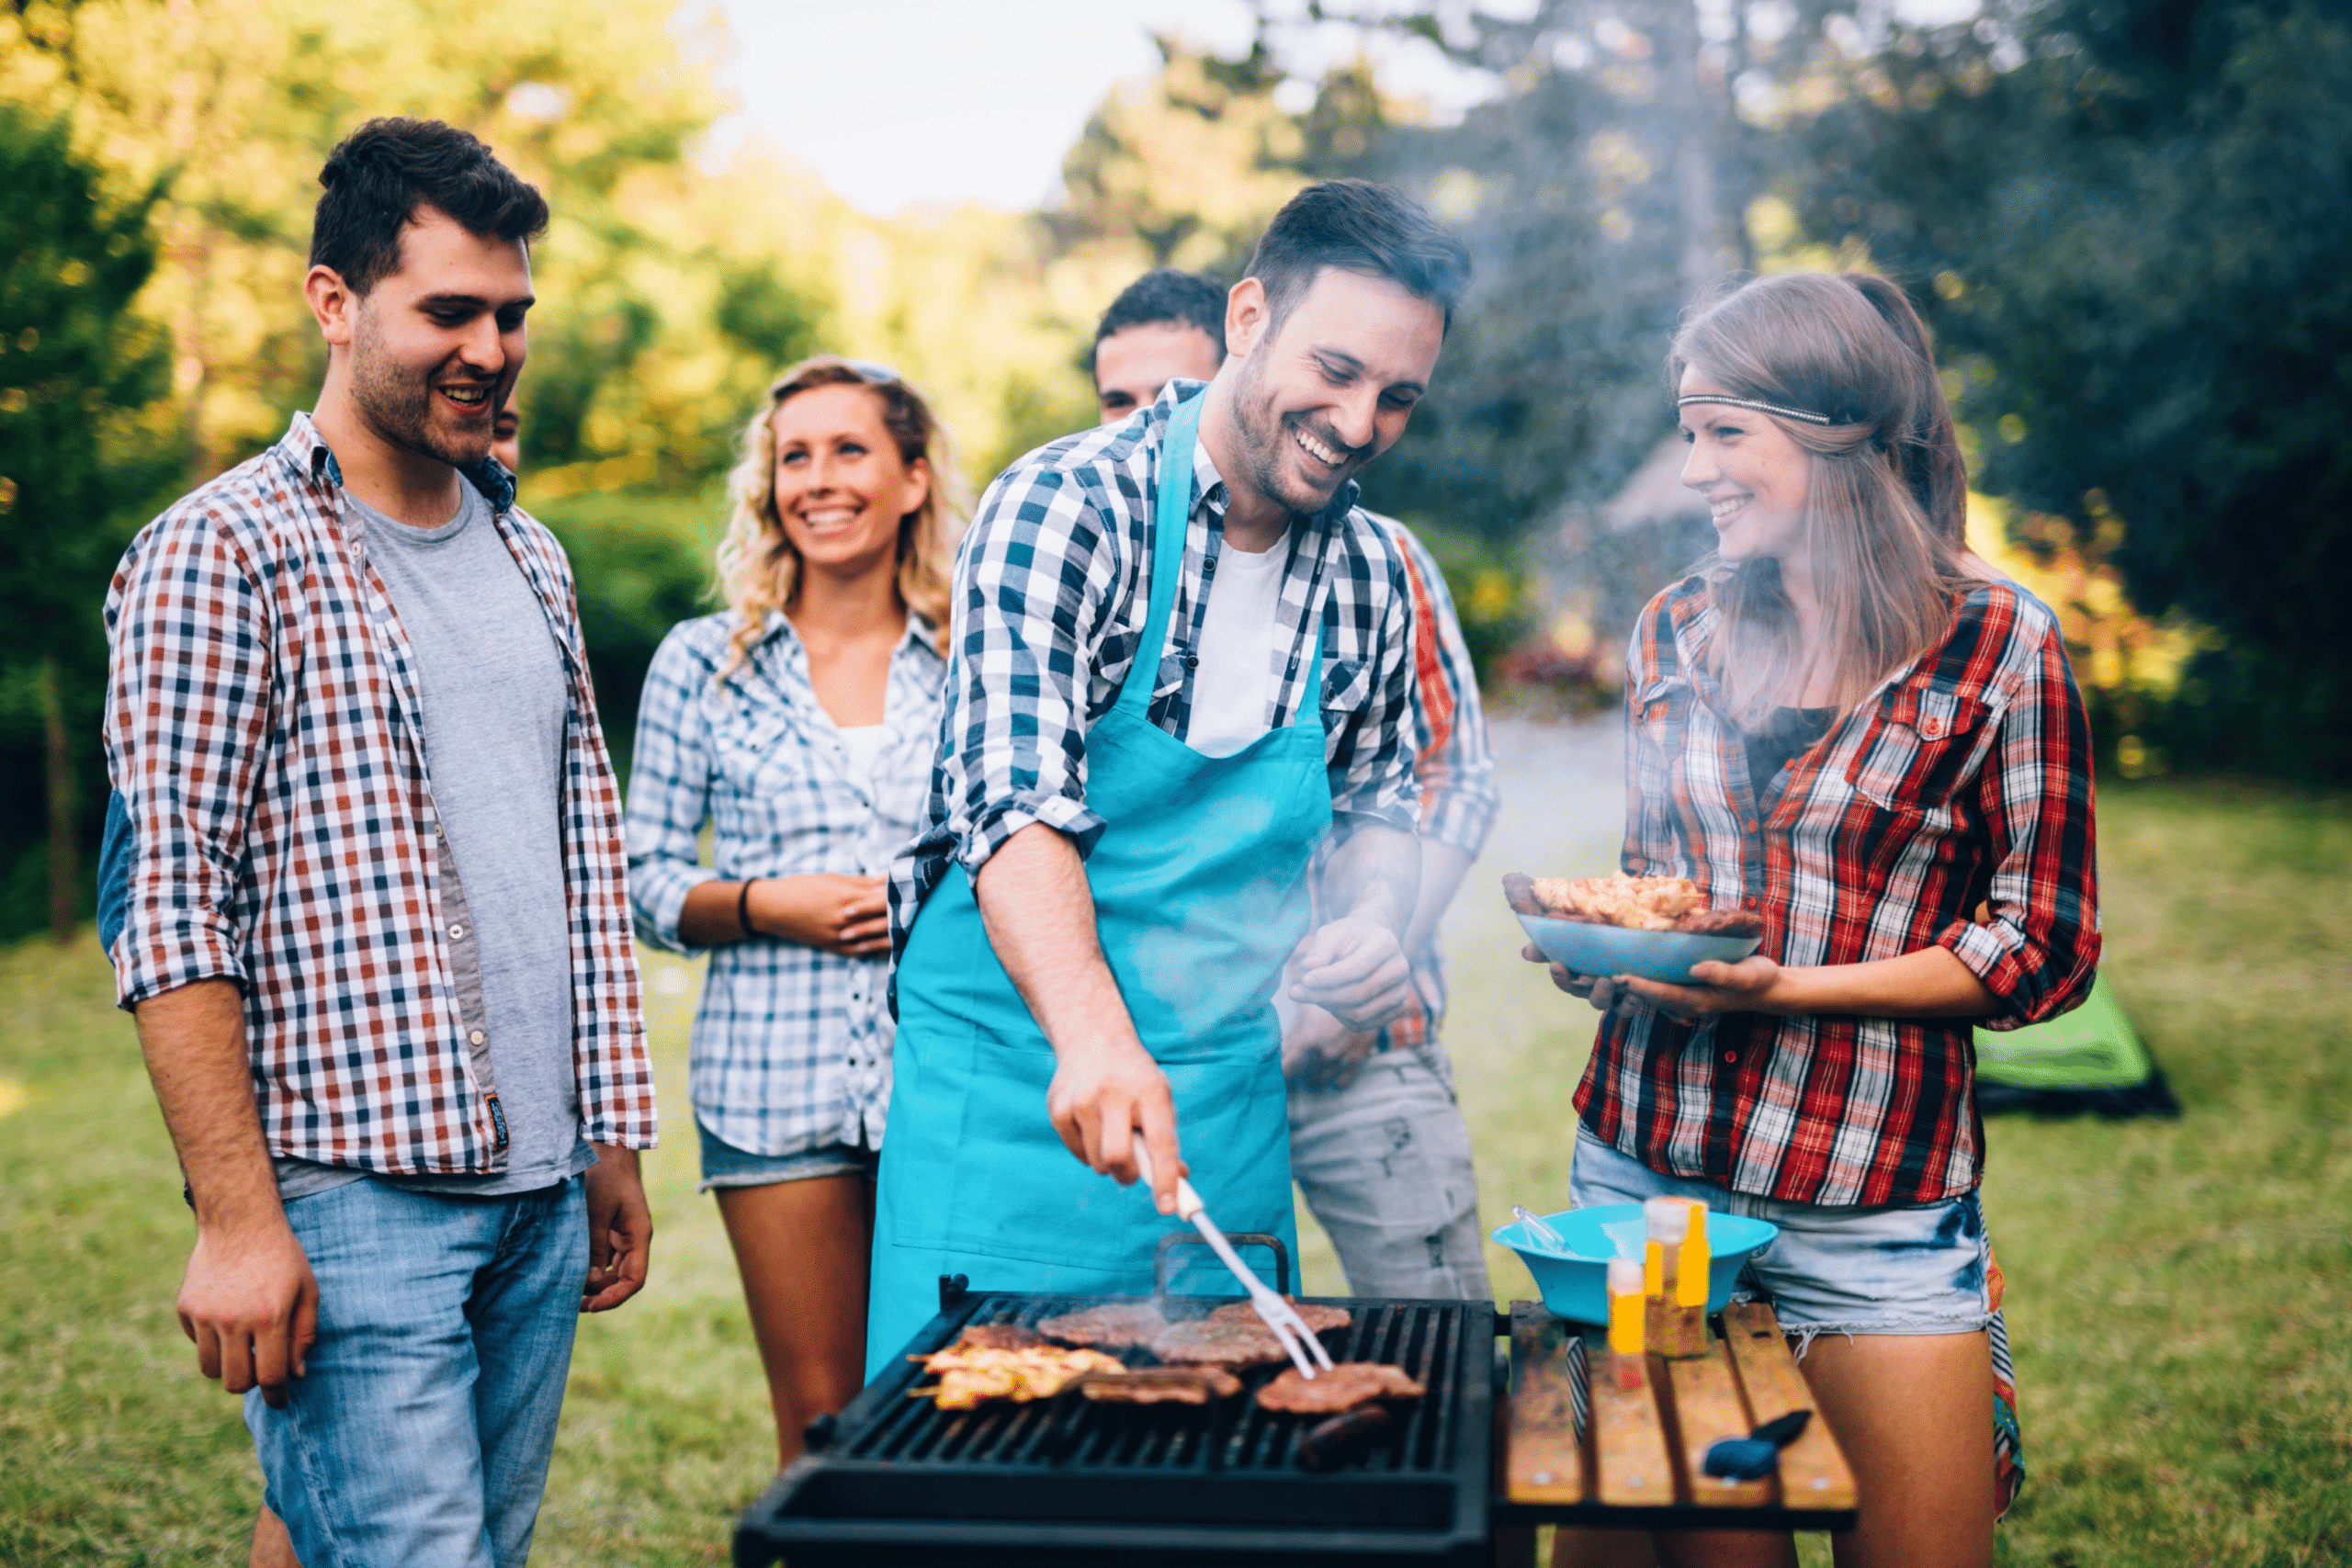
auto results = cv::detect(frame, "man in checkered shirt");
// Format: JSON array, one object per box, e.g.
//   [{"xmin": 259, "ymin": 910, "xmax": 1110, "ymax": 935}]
[
  {"xmin": 1082, "ymin": 267, "xmax": 1498, "ymax": 1300},
  {"xmin": 103, "ymin": 118, "xmax": 656, "ymax": 1567},
  {"xmin": 869, "ymin": 185, "xmax": 1472, "ymax": 1353}
]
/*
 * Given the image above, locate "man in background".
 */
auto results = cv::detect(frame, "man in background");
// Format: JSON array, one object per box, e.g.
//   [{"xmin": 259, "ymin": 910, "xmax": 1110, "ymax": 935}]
[
  {"xmin": 1089, "ymin": 267, "xmax": 1498, "ymax": 1301},
  {"xmin": 105, "ymin": 118, "xmax": 654, "ymax": 1566}
]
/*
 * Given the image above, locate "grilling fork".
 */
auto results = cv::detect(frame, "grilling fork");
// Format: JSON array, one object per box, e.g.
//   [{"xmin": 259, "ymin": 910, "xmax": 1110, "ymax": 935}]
[{"xmin": 1134, "ymin": 1145, "xmax": 1334, "ymax": 1379}]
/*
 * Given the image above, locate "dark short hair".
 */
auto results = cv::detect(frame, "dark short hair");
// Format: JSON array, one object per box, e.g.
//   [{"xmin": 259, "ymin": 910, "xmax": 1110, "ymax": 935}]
[
  {"xmin": 311, "ymin": 118, "xmax": 548, "ymax": 295},
  {"xmin": 1088, "ymin": 268, "xmax": 1227, "ymax": 374},
  {"xmin": 1245, "ymin": 179, "xmax": 1471, "ymax": 333}
]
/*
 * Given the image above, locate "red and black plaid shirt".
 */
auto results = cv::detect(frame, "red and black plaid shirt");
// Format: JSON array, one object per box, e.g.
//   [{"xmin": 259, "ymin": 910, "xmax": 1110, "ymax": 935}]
[{"xmin": 1574, "ymin": 574, "xmax": 2098, "ymax": 1205}]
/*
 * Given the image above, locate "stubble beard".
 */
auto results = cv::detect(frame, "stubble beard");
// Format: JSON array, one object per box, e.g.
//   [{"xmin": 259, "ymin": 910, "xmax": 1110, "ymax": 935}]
[
  {"xmin": 347, "ymin": 305, "xmax": 493, "ymax": 471},
  {"xmin": 1230, "ymin": 351, "xmax": 1343, "ymax": 519}
]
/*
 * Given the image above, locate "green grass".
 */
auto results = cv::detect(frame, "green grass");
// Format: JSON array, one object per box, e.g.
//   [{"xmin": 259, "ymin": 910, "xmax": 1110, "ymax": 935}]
[{"xmin": 2, "ymin": 725, "xmax": 2346, "ymax": 1565}]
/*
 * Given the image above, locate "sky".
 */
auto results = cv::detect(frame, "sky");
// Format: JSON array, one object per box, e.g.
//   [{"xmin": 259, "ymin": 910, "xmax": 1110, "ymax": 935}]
[
  {"xmin": 710, "ymin": 0, "xmax": 1514, "ymax": 216},
  {"xmin": 710, "ymin": 0, "xmax": 1989, "ymax": 217}
]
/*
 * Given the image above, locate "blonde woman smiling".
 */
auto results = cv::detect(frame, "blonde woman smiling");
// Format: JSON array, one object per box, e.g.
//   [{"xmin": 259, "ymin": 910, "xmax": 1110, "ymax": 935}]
[{"xmin": 628, "ymin": 356, "xmax": 961, "ymax": 1465}]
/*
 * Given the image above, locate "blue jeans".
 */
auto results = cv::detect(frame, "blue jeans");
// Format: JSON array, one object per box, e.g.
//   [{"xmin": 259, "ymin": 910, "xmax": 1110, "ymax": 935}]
[{"xmin": 245, "ymin": 1176, "xmax": 586, "ymax": 1568}]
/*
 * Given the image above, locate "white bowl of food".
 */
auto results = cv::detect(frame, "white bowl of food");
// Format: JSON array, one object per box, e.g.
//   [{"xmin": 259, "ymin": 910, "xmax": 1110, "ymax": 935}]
[{"xmin": 1506, "ymin": 872, "xmax": 1763, "ymax": 985}]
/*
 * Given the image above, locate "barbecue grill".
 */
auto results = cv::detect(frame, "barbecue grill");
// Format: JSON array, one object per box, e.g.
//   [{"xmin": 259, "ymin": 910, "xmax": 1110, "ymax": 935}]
[{"xmin": 735, "ymin": 1258, "xmax": 1494, "ymax": 1567}]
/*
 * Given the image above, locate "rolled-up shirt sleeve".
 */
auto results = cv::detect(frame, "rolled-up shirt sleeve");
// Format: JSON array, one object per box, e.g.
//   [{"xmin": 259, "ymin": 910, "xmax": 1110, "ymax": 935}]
[
  {"xmin": 104, "ymin": 510, "xmax": 269, "ymax": 1008},
  {"xmin": 1937, "ymin": 620, "xmax": 2101, "ymax": 1026},
  {"xmin": 625, "ymin": 625, "xmax": 721, "ymax": 954},
  {"xmin": 940, "ymin": 463, "xmax": 1122, "ymax": 878}
]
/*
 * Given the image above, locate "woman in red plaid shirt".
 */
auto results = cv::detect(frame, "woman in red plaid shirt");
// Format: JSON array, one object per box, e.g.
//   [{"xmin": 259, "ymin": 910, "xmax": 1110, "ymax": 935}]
[{"xmin": 1535, "ymin": 273, "xmax": 2097, "ymax": 1568}]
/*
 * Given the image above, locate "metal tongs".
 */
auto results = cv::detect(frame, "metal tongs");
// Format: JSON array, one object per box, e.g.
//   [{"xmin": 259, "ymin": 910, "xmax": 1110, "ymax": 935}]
[{"xmin": 1135, "ymin": 1144, "xmax": 1334, "ymax": 1380}]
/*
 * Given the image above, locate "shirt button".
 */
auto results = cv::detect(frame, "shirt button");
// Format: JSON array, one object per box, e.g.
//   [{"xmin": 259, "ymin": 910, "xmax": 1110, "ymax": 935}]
[
  {"xmin": 1721, "ymin": 1049, "xmax": 1738, "ymax": 1064},
  {"xmin": 448, "ymin": 922, "xmax": 466, "ymax": 940},
  {"xmin": 1184, "ymin": 652, "xmax": 1200, "ymax": 670},
  {"xmin": 1744, "ymin": 897, "xmax": 1759, "ymax": 909},
  {"xmin": 1744, "ymin": 819, "xmax": 1758, "ymax": 833},
  {"xmin": 469, "ymin": 1029, "xmax": 487, "ymax": 1045}
]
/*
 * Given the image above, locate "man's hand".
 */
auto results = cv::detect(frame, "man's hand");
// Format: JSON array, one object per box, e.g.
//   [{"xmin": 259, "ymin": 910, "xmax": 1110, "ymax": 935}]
[
  {"xmin": 1281, "ymin": 999, "xmax": 1377, "ymax": 1089},
  {"xmin": 1044, "ymin": 1035, "xmax": 1186, "ymax": 1214},
  {"xmin": 178, "ymin": 1219, "xmax": 318, "ymax": 1409},
  {"xmin": 581, "ymin": 1143, "xmax": 652, "ymax": 1312},
  {"xmin": 751, "ymin": 874, "xmax": 889, "ymax": 957},
  {"xmin": 1287, "ymin": 916, "xmax": 1412, "ymax": 1032}
]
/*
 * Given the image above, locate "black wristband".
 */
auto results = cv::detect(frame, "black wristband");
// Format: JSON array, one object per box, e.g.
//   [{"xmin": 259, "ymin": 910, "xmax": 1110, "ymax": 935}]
[{"xmin": 737, "ymin": 877, "xmax": 758, "ymax": 939}]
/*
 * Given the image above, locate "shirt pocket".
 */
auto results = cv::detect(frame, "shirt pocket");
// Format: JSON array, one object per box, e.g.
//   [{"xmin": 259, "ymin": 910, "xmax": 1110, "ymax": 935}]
[
  {"xmin": 1318, "ymin": 657, "xmax": 1373, "ymax": 724},
  {"xmin": 1842, "ymin": 682, "xmax": 1995, "ymax": 817}
]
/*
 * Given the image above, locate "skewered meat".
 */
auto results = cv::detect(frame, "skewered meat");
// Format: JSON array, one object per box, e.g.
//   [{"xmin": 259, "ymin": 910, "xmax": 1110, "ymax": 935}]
[
  {"xmin": 1206, "ymin": 1297, "xmax": 1352, "ymax": 1335},
  {"xmin": 1076, "ymin": 1367, "xmax": 1244, "ymax": 1405},
  {"xmin": 1150, "ymin": 1317, "xmax": 1291, "ymax": 1370},
  {"xmin": 1037, "ymin": 1302, "xmax": 1170, "ymax": 1349},
  {"xmin": 950, "ymin": 1323, "xmax": 1049, "ymax": 1352},
  {"xmin": 1509, "ymin": 871, "xmax": 1762, "ymax": 937},
  {"xmin": 912, "ymin": 1343, "xmax": 1125, "ymax": 1410},
  {"xmin": 1255, "ymin": 1362, "xmax": 1427, "ymax": 1416}
]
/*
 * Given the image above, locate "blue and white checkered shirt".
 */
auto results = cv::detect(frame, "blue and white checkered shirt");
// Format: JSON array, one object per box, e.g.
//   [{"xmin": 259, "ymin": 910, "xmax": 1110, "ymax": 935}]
[
  {"xmin": 628, "ymin": 610, "xmax": 944, "ymax": 1156},
  {"xmin": 888, "ymin": 379, "xmax": 1421, "ymax": 959}
]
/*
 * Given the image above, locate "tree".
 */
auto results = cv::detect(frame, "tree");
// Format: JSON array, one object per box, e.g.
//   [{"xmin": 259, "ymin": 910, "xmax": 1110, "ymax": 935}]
[
  {"xmin": 1790, "ymin": 0, "xmax": 2352, "ymax": 775},
  {"xmin": 0, "ymin": 107, "xmax": 168, "ymax": 942}
]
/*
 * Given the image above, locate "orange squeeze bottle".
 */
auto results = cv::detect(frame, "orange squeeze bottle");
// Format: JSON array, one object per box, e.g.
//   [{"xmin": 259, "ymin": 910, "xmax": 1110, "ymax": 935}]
[
  {"xmin": 1607, "ymin": 1255, "xmax": 1646, "ymax": 1390},
  {"xmin": 1678, "ymin": 1201, "xmax": 1711, "ymax": 1309}
]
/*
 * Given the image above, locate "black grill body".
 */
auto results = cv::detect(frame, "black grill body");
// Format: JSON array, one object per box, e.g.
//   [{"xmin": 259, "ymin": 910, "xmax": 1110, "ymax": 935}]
[{"xmin": 735, "ymin": 1287, "xmax": 1494, "ymax": 1566}]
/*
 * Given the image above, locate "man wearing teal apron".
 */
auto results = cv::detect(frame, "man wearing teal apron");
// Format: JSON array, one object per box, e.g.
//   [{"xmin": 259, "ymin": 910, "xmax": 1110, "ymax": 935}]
[{"xmin": 869, "ymin": 183, "xmax": 1474, "ymax": 1374}]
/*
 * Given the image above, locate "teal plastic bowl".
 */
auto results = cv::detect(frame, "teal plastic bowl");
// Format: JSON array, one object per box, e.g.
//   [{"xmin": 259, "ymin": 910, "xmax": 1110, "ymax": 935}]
[
  {"xmin": 1493, "ymin": 1203, "xmax": 1780, "ymax": 1326},
  {"xmin": 1517, "ymin": 912, "xmax": 1759, "ymax": 985}
]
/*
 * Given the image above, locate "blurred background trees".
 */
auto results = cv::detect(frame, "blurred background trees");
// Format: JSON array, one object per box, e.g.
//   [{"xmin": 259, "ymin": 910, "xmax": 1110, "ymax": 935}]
[{"xmin": 3, "ymin": 0, "xmax": 2343, "ymax": 937}]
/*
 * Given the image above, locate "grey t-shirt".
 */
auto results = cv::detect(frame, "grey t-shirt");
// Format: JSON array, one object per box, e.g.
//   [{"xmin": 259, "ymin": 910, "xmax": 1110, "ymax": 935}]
[{"xmin": 277, "ymin": 480, "xmax": 592, "ymax": 1200}]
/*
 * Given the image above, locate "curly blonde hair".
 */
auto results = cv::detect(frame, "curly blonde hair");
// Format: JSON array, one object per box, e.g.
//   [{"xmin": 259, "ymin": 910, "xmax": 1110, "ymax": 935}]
[{"xmin": 715, "ymin": 356, "xmax": 966, "ymax": 681}]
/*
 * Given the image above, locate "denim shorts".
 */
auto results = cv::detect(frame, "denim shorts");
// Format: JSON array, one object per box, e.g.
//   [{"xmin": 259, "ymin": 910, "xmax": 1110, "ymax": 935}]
[
  {"xmin": 1569, "ymin": 1123, "xmax": 1996, "ymax": 1337},
  {"xmin": 696, "ymin": 1117, "xmax": 879, "ymax": 1192}
]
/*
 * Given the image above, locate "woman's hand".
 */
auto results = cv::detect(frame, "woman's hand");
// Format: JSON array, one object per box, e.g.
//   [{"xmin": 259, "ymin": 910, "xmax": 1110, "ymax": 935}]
[
  {"xmin": 1520, "ymin": 944, "xmax": 1793, "ymax": 1021},
  {"xmin": 747, "ymin": 874, "xmax": 889, "ymax": 956}
]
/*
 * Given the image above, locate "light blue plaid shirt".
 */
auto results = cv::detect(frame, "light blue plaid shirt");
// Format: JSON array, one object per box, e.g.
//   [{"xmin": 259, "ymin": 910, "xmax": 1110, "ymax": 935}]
[{"xmin": 627, "ymin": 610, "xmax": 944, "ymax": 1156}]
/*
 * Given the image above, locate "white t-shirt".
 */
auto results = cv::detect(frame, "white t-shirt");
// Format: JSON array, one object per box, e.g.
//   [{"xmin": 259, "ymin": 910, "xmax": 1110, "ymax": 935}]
[
  {"xmin": 838, "ymin": 722, "xmax": 888, "ymax": 784},
  {"xmin": 1183, "ymin": 536, "xmax": 1288, "ymax": 759}
]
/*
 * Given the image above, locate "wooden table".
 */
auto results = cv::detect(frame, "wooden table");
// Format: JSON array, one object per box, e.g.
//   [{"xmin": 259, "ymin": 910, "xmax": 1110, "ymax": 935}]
[{"xmin": 1491, "ymin": 1300, "xmax": 1858, "ymax": 1563}]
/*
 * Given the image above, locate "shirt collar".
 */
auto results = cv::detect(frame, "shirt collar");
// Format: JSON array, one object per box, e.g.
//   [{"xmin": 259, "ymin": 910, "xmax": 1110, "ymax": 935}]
[
  {"xmin": 752, "ymin": 606, "xmax": 944, "ymax": 661},
  {"xmin": 276, "ymin": 409, "xmax": 514, "ymax": 513}
]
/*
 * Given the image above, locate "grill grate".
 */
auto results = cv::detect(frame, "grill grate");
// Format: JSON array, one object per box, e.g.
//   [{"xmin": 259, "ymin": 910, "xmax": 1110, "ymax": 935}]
[{"xmin": 737, "ymin": 1288, "xmax": 1495, "ymax": 1566}]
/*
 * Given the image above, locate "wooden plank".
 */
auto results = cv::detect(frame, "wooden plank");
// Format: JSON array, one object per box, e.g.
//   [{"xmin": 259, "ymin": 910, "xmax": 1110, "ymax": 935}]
[
  {"xmin": 1664, "ymin": 1334, "xmax": 1776, "ymax": 1507},
  {"xmin": 1579, "ymin": 1328, "xmax": 1676, "ymax": 1507},
  {"xmin": 1506, "ymin": 1301, "xmax": 1587, "ymax": 1505},
  {"xmin": 1719, "ymin": 1302, "xmax": 1859, "ymax": 1511}
]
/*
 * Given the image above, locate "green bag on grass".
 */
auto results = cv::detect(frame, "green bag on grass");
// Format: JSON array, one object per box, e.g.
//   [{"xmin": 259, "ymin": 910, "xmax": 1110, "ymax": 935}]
[{"xmin": 1975, "ymin": 972, "xmax": 2178, "ymax": 1117}]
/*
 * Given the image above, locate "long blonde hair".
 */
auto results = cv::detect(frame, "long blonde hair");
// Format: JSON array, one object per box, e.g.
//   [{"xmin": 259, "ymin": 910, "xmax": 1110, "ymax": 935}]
[
  {"xmin": 715, "ymin": 356, "xmax": 966, "ymax": 681},
  {"xmin": 1670, "ymin": 272, "xmax": 1973, "ymax": 723}
]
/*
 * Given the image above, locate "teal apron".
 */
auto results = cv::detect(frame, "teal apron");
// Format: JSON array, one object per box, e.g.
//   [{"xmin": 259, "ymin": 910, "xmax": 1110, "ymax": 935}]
[{"xmin": 866, "ymin": 389, "xmax": 1329, "ymax": 1377}]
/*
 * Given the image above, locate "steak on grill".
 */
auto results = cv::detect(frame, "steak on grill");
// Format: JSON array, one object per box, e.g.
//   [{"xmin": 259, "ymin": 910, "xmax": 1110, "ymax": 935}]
[
  {"xmin": 1076, "ymin": 1367, "xmax": 1244, "ymax": 1405},
  {"xmin": 1150, "ymin": 1317, "xmax": 1290, "ymax": 1370},
  {"xmin": 1037, "ymin": 1302, "xmax": 1170, "ymax": 1349},
  {"xmin": 1206, "ymin": 1297, "xmax": 1351, "ymax": 1335},
  {"xmin": 1256, "ymin": 1362, "xmax": 1427, "ymax": 1416}
]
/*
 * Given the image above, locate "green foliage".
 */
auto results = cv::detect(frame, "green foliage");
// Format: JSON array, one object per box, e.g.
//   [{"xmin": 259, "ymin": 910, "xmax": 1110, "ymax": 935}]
[
  {"xmin": 0, "ymin": 106, "xmax": 171, "ymax": 942},
  {"xmin": 1789, "ymin": 0, "xmax": 2352, "ymax": 776},
  {"xmin": 1396, "ymin": 518, "xmax": 1538, "ymax": 684}
]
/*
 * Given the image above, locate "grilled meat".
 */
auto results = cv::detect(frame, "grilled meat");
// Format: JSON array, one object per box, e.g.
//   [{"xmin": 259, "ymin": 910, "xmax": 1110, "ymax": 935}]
[
  {"xmin": 1502, "ymin": 872, "xmax": 1543, "ymax": 917},
  {"xmin": 1150, "ymin": 1317, "xmax": 1291, "ymax": 1370},
  {"xmin": 1299, "ymin": 1404, "xmax": 1398, "ymax": 1471},
  {"xmin": 1037, "ymin": 1302, "xmax": 1170, "ymax": 1349},
  {"xmin": 913, "ymin": 1344, "xmax": 1125, "ymax": 1410},
  {"xmin": 1206, "ymin": 1297, "xmax": 1352, "ymax": 1336},
  {"xmin": 1076, "ymin": 1368, "xmax": 1244, "ymax": 1405},
  {"xmin": 1255, "ymin": 1362, "xmax": 1427, "ymax": 1416},
  {"xmin": 950, "ymin": 1323, "xmax": 1049, "ymax": 1352},
  {"xmin": 1670, "ymin": 907, "xmax": 1764, "ymax": 936}
]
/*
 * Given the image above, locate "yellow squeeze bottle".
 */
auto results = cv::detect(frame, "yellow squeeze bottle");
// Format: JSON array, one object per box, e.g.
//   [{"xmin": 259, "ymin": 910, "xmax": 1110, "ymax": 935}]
[
  {"xmin": 1641, "ymin": 1197, "xmax": 1686, "ymax": 1300},
  {"xmin": 1607, "ymin": 1255, "xmax": 1646, "ymax": 1390},
  {"xmin": 1677, "ymin": 1201, "xmax": 1711, "ymax": 1308}
]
